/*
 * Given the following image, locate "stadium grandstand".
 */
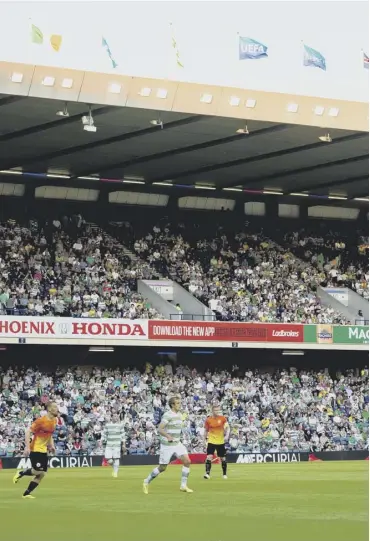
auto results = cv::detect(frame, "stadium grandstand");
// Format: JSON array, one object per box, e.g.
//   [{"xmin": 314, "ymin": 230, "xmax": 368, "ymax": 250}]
[
  {"xmin": 0, "ymin": 58, "xmax": 368, "ymax": 455},
  {"xmin": 0, "ymin": 10, "xmax": 368, "ymax": 540}
]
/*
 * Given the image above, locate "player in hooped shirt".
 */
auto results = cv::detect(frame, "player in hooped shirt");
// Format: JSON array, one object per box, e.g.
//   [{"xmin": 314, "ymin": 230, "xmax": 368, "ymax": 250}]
[
  {"xmin": 104, "ymin": 414, "xmax": 126, "ymax": 478},
  {"xmin": 143, "ymin": 396, "xmax": 193, "ymax": 494},
  {"xmin": 204, "ymin": 405, "xmax": 230, "ymax": 479}
]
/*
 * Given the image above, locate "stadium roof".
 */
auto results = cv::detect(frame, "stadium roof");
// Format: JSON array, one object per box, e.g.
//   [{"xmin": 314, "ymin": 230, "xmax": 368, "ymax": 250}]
[{"xmin": 0, "ymin": 94, "xmax": 368, "ymax": 200}]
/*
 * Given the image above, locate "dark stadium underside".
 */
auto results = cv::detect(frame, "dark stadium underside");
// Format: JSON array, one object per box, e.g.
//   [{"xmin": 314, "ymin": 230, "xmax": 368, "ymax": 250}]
[
  {"xmin": 0, "ymin": 94, "xmax": 368, "ymax": 203},
  {"xmin": 0, "ymin": 344, "xmax": 368, "ymax": 370}
]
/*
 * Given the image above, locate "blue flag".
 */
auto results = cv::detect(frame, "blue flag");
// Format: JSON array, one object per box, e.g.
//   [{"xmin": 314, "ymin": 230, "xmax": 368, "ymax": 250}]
[
  {"xmin": 303, "ymin": 44, "xmax": 326, "ymax": 71},
  {"xmin": 239, "ymin": 36, "xmax": 268, "ymax": 60},
  {"xmin": 102, "ymin": 37, "xmax": 118, "ymax": 69},
  {"xmin": 363, "ymin": 51, "xmax": 369, "ymax": 70}
]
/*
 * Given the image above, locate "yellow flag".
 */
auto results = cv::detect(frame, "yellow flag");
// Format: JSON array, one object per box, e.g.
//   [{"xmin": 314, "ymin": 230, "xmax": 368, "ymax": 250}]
[{"xmin": 50, "ymin": 34, "xmax": 62, "ymax": 52}]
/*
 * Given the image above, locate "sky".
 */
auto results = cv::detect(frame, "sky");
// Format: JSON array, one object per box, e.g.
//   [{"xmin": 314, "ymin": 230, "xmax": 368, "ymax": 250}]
[{"xmin": 0, "ymin": 1, "xmax": 368, "ymax": 101}]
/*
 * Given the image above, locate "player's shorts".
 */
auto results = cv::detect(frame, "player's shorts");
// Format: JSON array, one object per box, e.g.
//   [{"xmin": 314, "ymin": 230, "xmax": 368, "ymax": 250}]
[
  {"xmin": 159, "ymin": 443, "xmax": 188, "ymax": 465},
  {"xmin": 206, "ymin": 443, "xmax": 226, "ymax": 458},
  {"xmin": 30, "ymin": 451, "xmax": 48, "ymax": 472},
  {"xmin": 104, "ymin": 447, "xmax": 121, "ymax": 460}
]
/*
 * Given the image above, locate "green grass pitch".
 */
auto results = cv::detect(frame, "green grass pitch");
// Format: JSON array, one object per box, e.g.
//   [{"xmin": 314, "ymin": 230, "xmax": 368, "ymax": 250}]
[{"xmin": 1, "ymin": 462, "xmax": 368, "ymax": 541}]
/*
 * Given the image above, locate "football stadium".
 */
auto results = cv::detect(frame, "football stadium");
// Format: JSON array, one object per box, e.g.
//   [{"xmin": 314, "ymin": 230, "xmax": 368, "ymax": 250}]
[{"xmin": 0, "ymin": 2, "xmax": 369, "ymax": 541}]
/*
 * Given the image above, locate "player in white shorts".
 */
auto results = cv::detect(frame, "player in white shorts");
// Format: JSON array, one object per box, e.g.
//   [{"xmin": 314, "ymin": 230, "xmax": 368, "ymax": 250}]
[
  {"xmin": 143, "ymin": 396, "xmax": 193, "ymax": 494},
  {"xmin": 104, "ymin": 414, "xmax": 125, "ymax": 478}
]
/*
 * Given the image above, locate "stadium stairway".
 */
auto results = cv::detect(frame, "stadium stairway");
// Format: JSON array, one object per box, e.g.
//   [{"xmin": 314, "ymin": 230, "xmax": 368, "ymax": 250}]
[{"xmin": 88, "ymin": 222, "xmax": 162, "ymax": 277}]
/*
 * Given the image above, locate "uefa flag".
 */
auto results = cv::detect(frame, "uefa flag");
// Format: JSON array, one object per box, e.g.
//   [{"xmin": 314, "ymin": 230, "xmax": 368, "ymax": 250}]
[
  {"xmin": 363, "ymin": 51, "xmax": 369, "ymax": 70},
  {"xmin": 303, "ymin": 44, "xmax": 326, "ymax": 71},
  {"xmin": 239, "ymin": 36, "xmax": 268, "ymax": 60}
]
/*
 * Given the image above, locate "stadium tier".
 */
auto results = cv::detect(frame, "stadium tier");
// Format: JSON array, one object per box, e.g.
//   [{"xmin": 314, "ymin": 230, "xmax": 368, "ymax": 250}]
[
  {"xmin": 0, "ymin": 214, "xmax": 367, "ymax": 324},
  {"xmin": 106, "ymin": 217, "xmax": 368, "ymax": 324},
  {"xmin": 0, "ymin": 216, "xmax": 163, "ymax": 320},
  {"xmin": 0, "ymin": 363, "xmax": 368, "ymax": 457}
]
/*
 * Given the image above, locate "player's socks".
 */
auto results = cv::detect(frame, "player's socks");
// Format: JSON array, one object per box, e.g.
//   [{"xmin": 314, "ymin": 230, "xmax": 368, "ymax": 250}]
[
  {"xmin": 145, "ymin": 467, "xmax": 161, "ymax": 484},
  {"xmin": 180, "ymin": 466, "xmax": 190, "ymax": 489},
  {"xmin": 13, "ymin": 470, "xmax": 29, "ymax": 484},
  {"xmin": 221, "ymin": 459, "xmax": 227, "ymax": 476},
  {"xmin": 19, "ymin": 468, "xmax": 33, "ymax": 478},
  {"xmin": 23, "ymin": 481, "xmax": 39, "ymax": 497},
  {"xmin": 205, "ymin": 459, "xmax": 212, "ymax": 476},
  {"xmin": 113, "ymin": 459, "xmax": 119, "ymax": 476}
]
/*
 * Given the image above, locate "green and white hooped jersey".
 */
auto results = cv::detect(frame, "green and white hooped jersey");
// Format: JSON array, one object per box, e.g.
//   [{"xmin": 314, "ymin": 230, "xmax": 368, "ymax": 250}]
[
  {"xmin": 159, "ymin": 410, "xmax": 183, "ymax": 447},
  {"xmin": 104, "ymin": 422, "xmax": 125, "ymax": 448}
]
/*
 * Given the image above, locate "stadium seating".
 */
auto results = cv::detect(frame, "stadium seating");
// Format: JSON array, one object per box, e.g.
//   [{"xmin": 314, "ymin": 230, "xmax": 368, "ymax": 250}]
[
  {"xmin": 0, "ymin": 364, "xmax": 368, "ymax": 456},
  {"xmin": 109, "ymin": 220, "xmax": 352, "ymax": 324},
  {"xmin": 282, "ymin": 229, "xmax": 369, "ymax": 300},
  {"xmin": 0, "ymin": 217, "xmax": 163, "ymax": 320},
  {"xmin": 0, "ymin": 215, "xmax": 367, "ymax": 324}
]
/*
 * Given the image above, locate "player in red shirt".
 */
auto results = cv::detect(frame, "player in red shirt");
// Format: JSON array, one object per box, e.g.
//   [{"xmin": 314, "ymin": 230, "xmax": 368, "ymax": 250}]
[
  {"xmin": 13, "ymin": 402, "xmax": 58, "ymax": 499},
  {"xmin": 204, "ymin": 405, "xmax": 230, "ymax": 479}
]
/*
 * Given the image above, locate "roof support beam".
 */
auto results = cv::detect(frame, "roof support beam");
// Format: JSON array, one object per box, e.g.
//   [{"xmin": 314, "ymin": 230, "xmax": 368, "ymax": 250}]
[
  {"xmin": 241, "ymin": 156, "xmax": 369, "ymax": 189},
  {"xmin": 75, "ymin": 123, "xmax": 288, "ymax": 178},
  {"xmin": 1, "ymin": 115, "xmax": 203, "ymax": 172},
  {"xmin": 0, "ymin": 106, "xmax": 114, "ymax": 144},
  {"xmin": 0, "ymin": 96, "xmax": 25, "ymax": 107},
  {"xmin": 148, "ymin": 132, "xmax": 367, "ymax": 185},
  {"xmin": 284, "ymin": 174, "xmax": 368, "ymax": 194}
]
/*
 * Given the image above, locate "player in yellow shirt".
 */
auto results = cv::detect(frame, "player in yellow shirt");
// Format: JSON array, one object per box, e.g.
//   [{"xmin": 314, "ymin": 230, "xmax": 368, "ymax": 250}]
[
  {"xmin": 204, "ymin": 405, "xmax": 230, "ymax": 480},
  {"xmin": 13, "ymin": 402, "xmax": 58, "ymax": 499}
]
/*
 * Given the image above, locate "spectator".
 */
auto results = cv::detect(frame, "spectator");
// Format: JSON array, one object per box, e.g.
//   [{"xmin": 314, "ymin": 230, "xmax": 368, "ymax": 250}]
[
  {"xmin": 0, "ymin": 364, "xmax": 368, "ymax": 455},
  {"xmin": 0, "ymin": 218, "xmax": 163, "ymax": 320}
]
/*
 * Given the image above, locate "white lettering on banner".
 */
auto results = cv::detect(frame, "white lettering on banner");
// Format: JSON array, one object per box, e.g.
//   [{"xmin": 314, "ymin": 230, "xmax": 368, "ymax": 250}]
[
  {"xmin": 349, "ymin": 328, "xmax": 369, "ymax": 340},
  {"xmin": 236, "ymin": 453, "xmax": 301, "ymax": 464},
  {"xmin": 240, "ymin": 43, "xmax": 264, "ymax": 55},
  {"xmin": 17, "ymin": 457, "xmax": 92, "ymax": 469},
  {"xmin": 151, "ymin": 325, "xmax": 215, "ymax": 337},
  {"xmin": 17, "ymin": 458, "xmax": 32, "ymax": 469},
  {"xmin": 0, "ymin": 316, "xmax": 148, "ymax": 340},
  {"xmin": 272, "ymin": 330, "xmax": 299, "ymax": 337}
]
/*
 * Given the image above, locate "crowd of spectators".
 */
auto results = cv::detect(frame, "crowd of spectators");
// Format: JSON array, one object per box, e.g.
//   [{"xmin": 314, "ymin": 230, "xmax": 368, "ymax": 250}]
[
  {"xmin": 125, "ymin": 221, "xmax": 350, "ymax": 324},
  {"xmin": 0, "ymin": 216, "xmax": 162, "ymax": 320},
  {"xmin": 0, "ymin": 363, "xmax": 368, "ymax": 457},
  {"xmin": 0, "ymin": 215, "xmax": 367, "ymax": 325},
  {"xmin": 283, "ymin": 229, "xmax": 369, "ymax": 300}
]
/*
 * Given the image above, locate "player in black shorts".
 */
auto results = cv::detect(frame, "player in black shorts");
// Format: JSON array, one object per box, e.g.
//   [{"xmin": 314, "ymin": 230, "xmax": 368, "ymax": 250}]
[
  {"xmin": 13, "ymin": 402, "xmax": 58, "ymax": 499},
  {"xmin": 204, "ymin": 405, "xmax": 230, "ymax": 479},
  {"xmin": 206, "ymin": 442, "xmax": 227, "ymax": 459}
]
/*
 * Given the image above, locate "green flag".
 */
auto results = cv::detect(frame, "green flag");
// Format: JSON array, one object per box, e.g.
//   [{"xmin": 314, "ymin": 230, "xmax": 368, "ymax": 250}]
[
  {"xmin": 170, "ymin": 23, "xmax": 184, "ymax": 68},
  {"xmin": 31, "ymin": 24, "xmax": 44, "ymax": 45}
]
